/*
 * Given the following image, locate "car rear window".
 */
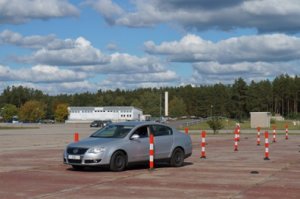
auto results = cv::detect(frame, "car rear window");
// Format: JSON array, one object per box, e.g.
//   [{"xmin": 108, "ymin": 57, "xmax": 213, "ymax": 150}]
[{"xmin": 90, "ymin": 125, "xmax": 134, "ymax": 138}]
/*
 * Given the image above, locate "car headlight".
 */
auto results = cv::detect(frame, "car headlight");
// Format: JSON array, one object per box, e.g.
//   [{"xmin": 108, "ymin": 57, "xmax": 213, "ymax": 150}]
[{"xmin": 87, "ymin": 147, "xmax": 106, "ymax": 154}]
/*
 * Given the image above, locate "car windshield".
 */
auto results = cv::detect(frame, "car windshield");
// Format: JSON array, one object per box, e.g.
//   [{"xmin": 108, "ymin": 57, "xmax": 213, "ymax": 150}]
[{"xmin": 90, "ymin": 124, "xmax": 134, "ymax": 138}]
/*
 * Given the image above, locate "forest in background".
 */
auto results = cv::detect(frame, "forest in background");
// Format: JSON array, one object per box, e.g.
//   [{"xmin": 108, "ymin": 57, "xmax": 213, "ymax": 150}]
[{"xmin": 0, "ymin": 74, "xmax": 300, "ymax": 122}]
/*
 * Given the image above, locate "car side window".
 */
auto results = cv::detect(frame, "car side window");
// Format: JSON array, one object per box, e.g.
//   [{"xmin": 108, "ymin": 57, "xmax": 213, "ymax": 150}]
[
  {"xmin": 151, "ymin": 125, "xmax": 172, "ymax": 137},
  {"xmin": 132, "ymin": 126, "xmax": 149, "ymax": 138}
]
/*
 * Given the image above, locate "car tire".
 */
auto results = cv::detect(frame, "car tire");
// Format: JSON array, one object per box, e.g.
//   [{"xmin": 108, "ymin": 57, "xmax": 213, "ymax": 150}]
[
  {"xmin": 72, "ymin": 165, "xmax": 85, "ymax": 171},
  {"xmin": 110, "ymin": 151, "xmax": 127, "ymax": 172},
  {"xmin": 170, "ymin": 148, "xmax": 184, "ymax": 167}
]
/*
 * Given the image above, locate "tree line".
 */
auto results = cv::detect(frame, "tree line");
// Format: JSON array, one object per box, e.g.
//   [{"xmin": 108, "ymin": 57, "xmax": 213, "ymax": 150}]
[{"xmin": 0, "ymin": 74, "xmax": 299, "ymax": 122}]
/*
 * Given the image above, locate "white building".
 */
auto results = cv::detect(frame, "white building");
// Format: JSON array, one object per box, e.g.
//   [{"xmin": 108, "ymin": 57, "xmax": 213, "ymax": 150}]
[
  {"xmin": 67, "ymin": 106, "xmax": 143, "ymax": 123},
  {"xmin": 250, "ymin": 112, "xmax": 271, "ymax": 128}
]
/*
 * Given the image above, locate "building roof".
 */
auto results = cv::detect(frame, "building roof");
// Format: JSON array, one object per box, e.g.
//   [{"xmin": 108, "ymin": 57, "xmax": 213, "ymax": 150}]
[{"xmin": 68, "ymin": 106, "xmax": 142, "ymax": 111}]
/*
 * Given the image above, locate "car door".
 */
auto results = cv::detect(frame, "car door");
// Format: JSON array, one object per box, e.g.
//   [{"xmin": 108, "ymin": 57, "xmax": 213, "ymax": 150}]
[
  {"xmin": 128, "ymin": 125, "xmax": 149, "ymax": 162},
  {"xmin": 150, "ymin": 124, "xmax": 173, "ymax": 159}
]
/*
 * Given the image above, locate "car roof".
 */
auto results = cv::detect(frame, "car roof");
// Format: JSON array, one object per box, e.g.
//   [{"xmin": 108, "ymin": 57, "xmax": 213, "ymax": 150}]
[{"xmin": 113, "ymin": 121, "xmax": 162, "ymax": 127}]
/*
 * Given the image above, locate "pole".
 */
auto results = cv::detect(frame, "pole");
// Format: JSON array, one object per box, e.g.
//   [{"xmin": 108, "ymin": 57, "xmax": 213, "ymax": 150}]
[
  {"xmin": 257, "ymin": 127, "xmax": 261, "ymax": 146},
  {"xmin": 237, "ymin": 125, "xmax": 240, "ymax": 141},
  {"xmin": 285, "ymin": 124, "xmax": 289, "ymax": 140},
  {"xmin": 74, "ymin": 132, "xmax": 79, "ymax": 142},
  {"xmin": 159, "ymin": 92, "xmax": 162, "ymax": 121},
  {"xmin": 149, "ymin": 133, "xmax": 154, "ymax": 170},
  {"xmin": 185, "ymin": 127, "xmax": 189, "ymax": 134},
  {"xmin": 201, "ymin": 131, "xmax": 206, "ymax": 159},
  {"xmin": 264, "ymin": 131, "xmax": 270, "ymax": 160},
  {"xmin": 234, "ymin": 129, "xmax": 238, "ymax": 151}
]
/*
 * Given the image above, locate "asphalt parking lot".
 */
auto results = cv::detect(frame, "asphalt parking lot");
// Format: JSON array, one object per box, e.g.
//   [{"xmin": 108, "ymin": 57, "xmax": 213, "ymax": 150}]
[{"xmin": 0, "ymin": 124, "xmax": 300, "ymax": 199}]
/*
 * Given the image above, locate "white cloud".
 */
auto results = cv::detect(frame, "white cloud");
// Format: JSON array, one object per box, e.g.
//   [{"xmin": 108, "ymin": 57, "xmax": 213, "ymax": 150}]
[
  {"xmin": 84, "ymin": 0, "xmax": 124, "ymax": 25},
  {"xmin": 145, "ymin": 34, "xmax": 212, "ymax": 55},
  {"xmin": 145, "ymin": 33, "xmax": 300, "ymax": 85},
  {"xmin": 0, "ymin": 0, "xmax": 79, "ymax": 24},
  {"xmin": 0, "ymin": 30, "xmax": 75, "ymax": 50},
  {"xmin": 0, "ymin": 30, "xmax": 182, "ymax": 93},
  {"xmin": 89, "ymin": 0, "xmax": 300, "ymax": 33},
  {"xmin": 0, "ymin": 64, "xmax": 89, "ymax": 83},
  {"xmin": 145, "ymin": 34, "xmax": 300, "ymax": 64},
  {"xmin": 193, "ymin": 62, "xmax": 276, "ymax": 76},
  {"xmin": 78, "ymin": 53, "xmax": 166, "ymax": 74},
  {"xmin": 104, "ymin": 70, "xmax": 178, "ymax": 83},
  {"xmin": 2, "ymin": 31, "xmax": 166, "ymax": 73},
  {"xmin": 95, "ymin": 69, "xmax": 180, "ymax": 90},
  {"xmin": 106, "ymin": 53, "xmax": 165, "ymax": 73},
  {"xmin": 0, "ymin": 65, "xmax": 11, "ymax": 81},
  {"xmin": 191, "ymin": 61, "xmax": 300, "ymax": 84},
  {"xmin": 57, "ymin": 81, "xmax": 98, "ymax": 93},
  {"xmin": 18, "ymin": 37, "xmax": 110, "ymax": 66},
  {"xmin": 106, "ymin": 43, "xmax": 119, "ymax": 51},
  {"xmin": 0, "ymin": 31, "xmax": 130, "ymax": 70}
]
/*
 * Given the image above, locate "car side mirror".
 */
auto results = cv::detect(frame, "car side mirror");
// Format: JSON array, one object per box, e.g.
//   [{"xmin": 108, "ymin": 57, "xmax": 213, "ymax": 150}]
[{"xmin": 131, "ymin": 134, "xmax": 140, "ymax": 140}]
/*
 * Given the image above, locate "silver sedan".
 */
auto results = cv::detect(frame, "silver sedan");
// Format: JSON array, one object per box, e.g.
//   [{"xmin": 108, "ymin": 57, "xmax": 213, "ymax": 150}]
[{"xmin": 63, "ymin": 121, "xmax": 192, "ymax": 171}]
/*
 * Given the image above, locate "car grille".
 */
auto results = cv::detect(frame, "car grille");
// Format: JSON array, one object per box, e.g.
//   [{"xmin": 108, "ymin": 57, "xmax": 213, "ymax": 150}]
[
  {"xmin": 67, "ymin": 147, "xmax": 88, "ymax": 155},
  {"xmin": 68, "ymin": 159, "xmax": 82, "ymax": 164}
]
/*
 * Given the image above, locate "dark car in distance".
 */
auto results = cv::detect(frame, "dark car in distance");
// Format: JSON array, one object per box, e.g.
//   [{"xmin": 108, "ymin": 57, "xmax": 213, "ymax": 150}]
[
  {"xmin": 90, "ymin": 120, "xmax": 112, "ymax": 128},
  {"xmin": 90, "ymin": 120, "xmax": 103, "ymax": 128}
]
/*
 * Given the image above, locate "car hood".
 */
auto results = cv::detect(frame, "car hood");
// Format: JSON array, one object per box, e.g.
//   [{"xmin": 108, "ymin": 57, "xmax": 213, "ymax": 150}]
[{"xmin": 68, "ymin": 137, "xmax": 120, "ymax": 148}]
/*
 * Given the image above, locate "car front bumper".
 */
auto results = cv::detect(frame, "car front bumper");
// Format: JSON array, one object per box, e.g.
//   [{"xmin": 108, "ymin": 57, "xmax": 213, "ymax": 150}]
[{"xmin": 63, "ymin": 149, "xmax": 110, "ymax": 166}]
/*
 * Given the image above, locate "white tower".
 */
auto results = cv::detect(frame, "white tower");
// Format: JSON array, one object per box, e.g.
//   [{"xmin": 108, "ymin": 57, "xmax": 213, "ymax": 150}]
[{"xmin": 165, "ymin": 91, "xmax": 168, "ymax": 117}]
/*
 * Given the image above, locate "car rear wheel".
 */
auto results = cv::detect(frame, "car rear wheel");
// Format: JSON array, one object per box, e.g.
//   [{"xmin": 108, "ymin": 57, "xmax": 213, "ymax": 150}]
[
  {"xmin": 170, "ymin": 148, "xmax": 184, "ymax": 167},
  {"xmin": 110, "ymin": 151, "xmax": 127, "ymax": 172}
]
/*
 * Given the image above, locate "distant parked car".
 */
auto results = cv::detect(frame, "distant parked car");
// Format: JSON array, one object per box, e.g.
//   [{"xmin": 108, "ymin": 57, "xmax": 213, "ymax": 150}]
[
  {"xmin": 90, "ymin": 120, "xmax": 104, "ymax": 128},
  {"xmin": 40, "ymin": 119, "xmax": 55, "ymax": 124},
  {"xmin": 90, "ymin": 120, "xmax": 112, "ymax": 128},
  {"xmin": 102, "ymin": 120, "xmax": 112, "ymax": 127},
  {"xmin": 64, "ymin": 121, "xmax": 192, "ymax": 171},
  {"xmin": 12, "ymin": 116, "xmax": 19, "ymax": 124}
]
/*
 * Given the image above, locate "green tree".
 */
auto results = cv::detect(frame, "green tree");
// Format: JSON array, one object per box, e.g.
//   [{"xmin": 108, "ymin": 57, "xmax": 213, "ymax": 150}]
[
  {"xmin": 54, "ymin": 103, "xmax": 69, "ymax": 122},
  {"xmin": 207, "ymin": 117, "xmax": 224, "ymax": 134},
  {"xmin": 136, "ymin": 90, "xmax": 160, "ymax": 117},
  {"xmin": 293, "ymin": 76, "xmax": 300, "ymax": 114},
  {"xmin": 131, "ymin": 99, "xmax": 143, "ymax": 109},
  {"xmin": 1, "ymin": 86, "xmax": 46, "ymax": 108},
  {"xmin": 19, "ymin": 100, "xmax": 46, "ymax": 122},
  {"xmin": 273, "ymin": 74, "xmax": 291, "ymax": 116},
  {"xmin": 209, "ymin": 84, "xmax": 231, "ymax": 117},
  {"xmin": 1, "ymin": 104, "xmax": 18, "ymax": 122},
  {"xmin": 179, "ymin": 85, "xmax": 195, "ymax": 116},
  {"xmin": 247, "ymin": 80, "xmax": 272, "ymax": 112},
  {"xmin": 114, "ymin": 96, "xmax": 126, "ymax": 106},
  {"xmin": 169, "ymin": 97, "xmax": 187, "ymax": 117},
  {"xmin": 231, "ymin": 78, "xmax": 248, "ymax": 121},
  {"xmin": 95, "ymin": 91, "xmax": 105, "ymax": 106},
  {"xmin": 1, "ymin": 74, "xmax": 299, "ymax": 121}
]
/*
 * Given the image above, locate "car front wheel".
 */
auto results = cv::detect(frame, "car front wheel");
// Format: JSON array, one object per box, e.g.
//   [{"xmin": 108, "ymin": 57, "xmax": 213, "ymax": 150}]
[
  {"xmin": 72, "ymin": 165, "xmax": 85, "ymax": 171},
  {"xmin": 110, "ymin": 151, "xmax": 127, "ymax": 172},
  {"xmin": 170, "ymin": 148, "xmax": 184, "ymax": 167}
]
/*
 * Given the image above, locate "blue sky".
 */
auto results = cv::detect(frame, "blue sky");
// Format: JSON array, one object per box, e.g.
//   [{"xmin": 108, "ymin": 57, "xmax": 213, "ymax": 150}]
[{"xmin": 1, "ymin": 0, "xmax": 300, "ymax": 94}]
